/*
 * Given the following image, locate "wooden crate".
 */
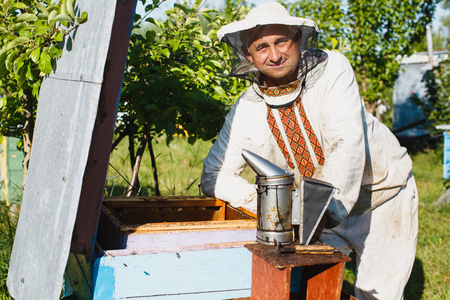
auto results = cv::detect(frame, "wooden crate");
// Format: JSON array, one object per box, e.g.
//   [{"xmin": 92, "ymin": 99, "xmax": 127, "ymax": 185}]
[
  {"xmin": 97, "ymin": 196, "xmax": 257, "ymax": 251},
  {"xmin": 66, "ymin": 197, "xmax": 350, "ymax": 299},
  {"xmin": 66, "ymin": 196, "xmax": 258, "ymax": 299}
]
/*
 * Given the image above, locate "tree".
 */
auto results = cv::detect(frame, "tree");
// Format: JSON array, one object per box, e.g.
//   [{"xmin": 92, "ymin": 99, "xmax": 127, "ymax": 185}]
[
  {"xmin": 413, "ymin": 0, "xmax": 450, "ymax": 51},
  {"xmin": 287, "ymin": 0, "xmax": 438, "ymax": 113},
  {"xmin": 441, "ymin": 0, "xmax": 450, "ymax": 48},
  {"xmin": 0, "ymin": 0, "xmax": 87, "ymax": 184},
  {"xmin": 114, "ymin": 0, "xmax": 249, "ymax": 196},
  {"xmin": 411, "ymin": 59, "xmax": 450, "ymax": 130},
  {"xmin": 411, "ymin": 58, "xmax": 450, "ymax": 189}
]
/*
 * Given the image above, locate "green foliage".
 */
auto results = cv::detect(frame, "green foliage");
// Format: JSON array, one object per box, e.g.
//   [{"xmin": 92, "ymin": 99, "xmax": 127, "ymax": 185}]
[
  {"xmin": 289, "ymin": 0, "xmax": 347, "ymax": 50},
  {"xmin": 430, "ymin": 0, "xmax": 450, "ymax": 51},
  {"xmin": 0, "ymin": 0, "xmax": 88, "ymax": 138},
  {"xmin": 410, "ymin": 1, "xmax": 450, "ymax": 52},
  {"xmin": 287, "ymin": 0, "xmax": 438, "ymax": 108},
  {"xmin": 410, "ymin": 59, "xmax": 450, "ymax": 132},
  {"xmin": 413, "ymin": 26, "xmax": 449, "ymax": 52},
  {"xmin": 119, "ymin": 0, "xmax": 249, "ymax": 146}
]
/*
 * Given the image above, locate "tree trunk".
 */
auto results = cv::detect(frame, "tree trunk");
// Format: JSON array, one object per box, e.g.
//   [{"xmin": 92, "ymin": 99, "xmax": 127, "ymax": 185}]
[
  {"xmin": 128, "ymin": 132, "xmax": 136, "ymax": 167},
  {"xmin": 366, "ymin": 101, "xmax": 377, "ymax": 115},
  {"xmin": 435, "ymin": 188, "xmax": 450, "ymax": 207},
  {"xmin": 22, "ymin": 89, "xmax": 35, "ymax": 190},
  {"xmin": 126, "ymin": 133, "xmax": 147, "ymax": 196},
  {"xmin": 145, "ymin": 126, "xmax": 161, "ymax": 196}
]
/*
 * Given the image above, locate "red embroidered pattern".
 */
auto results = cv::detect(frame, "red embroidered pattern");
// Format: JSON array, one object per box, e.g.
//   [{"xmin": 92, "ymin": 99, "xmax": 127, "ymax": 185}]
[
  {"xmin": 266, "ymin": 99, "xmax": 324, "ymax": 177},
  {"xmin": 296, "ymin": 101, "xmax": 325, "ymax": 166},
  {"xmin": 259, "ymin": 80, "xmax": 301, "ymax": 97},
  {"xmin": 267, "ymin": 109, "xmax": 295, "ymax": 169}
]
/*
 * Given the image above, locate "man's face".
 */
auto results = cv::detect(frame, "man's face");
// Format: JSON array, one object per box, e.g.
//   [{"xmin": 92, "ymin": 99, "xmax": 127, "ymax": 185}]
[{"xmin": 245, "ymin": 25, "xmax": 301, "ymax": 87}]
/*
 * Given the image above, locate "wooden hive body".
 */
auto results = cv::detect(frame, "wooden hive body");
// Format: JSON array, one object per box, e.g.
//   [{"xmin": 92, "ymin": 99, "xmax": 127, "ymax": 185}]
[{"xmin": 66, "ymin": 196, "xmax": 258, "ymax": 299}]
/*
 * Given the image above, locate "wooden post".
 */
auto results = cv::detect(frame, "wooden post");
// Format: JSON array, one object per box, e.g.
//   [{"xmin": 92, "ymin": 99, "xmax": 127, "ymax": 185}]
[
  {"xmin": 298, "ymin": 262, "xmax": 346, "ymax": 299},
  {"xmin": 245, "ymin": 244, "xmax": 351, "ymax": 300},
  {"xmin": 70, "ymin": 0, "xmax": 137, "ymax": 255},
  {"xmin": 251, "ymin": 254, "xmax": 291, "ymax": 299}
]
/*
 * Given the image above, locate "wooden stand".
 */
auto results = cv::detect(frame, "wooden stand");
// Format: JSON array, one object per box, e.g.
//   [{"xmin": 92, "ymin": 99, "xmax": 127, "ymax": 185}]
[{"xmin": 245, "ymin": 244, "xmax": 351, "ymax": 300}]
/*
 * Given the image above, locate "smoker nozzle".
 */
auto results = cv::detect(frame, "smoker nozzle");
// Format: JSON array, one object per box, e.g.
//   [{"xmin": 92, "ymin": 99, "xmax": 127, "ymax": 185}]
[{"xmin": 242, "ymin": 149, "xmax": 292, "ymax": 177}]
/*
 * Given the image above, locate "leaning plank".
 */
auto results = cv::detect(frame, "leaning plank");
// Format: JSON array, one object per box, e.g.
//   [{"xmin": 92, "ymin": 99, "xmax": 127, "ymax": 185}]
[
  {"xmin": 70, "ymin": 0, "xmax": 137, "ymax": 255},
  {"xmin": 7, "ymin": 1, "xmax": 117, "ymax": 299}
]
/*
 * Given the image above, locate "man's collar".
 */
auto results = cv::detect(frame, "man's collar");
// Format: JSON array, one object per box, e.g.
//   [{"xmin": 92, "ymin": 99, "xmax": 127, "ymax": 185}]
[
  {"xmin": 258, "ymin": 79, "xmax": 302, "ymax": 97},
  {"xmin": 254, "ymin": 77, "xmax": 304, "ymax": 108}
]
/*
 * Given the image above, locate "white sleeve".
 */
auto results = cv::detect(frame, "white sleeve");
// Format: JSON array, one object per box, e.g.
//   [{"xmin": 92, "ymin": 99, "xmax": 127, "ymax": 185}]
[
  {"xmin": 312, "ymin": 52, "xmax": 366, "ymax": 220},
  {"xmin": 201, "ymin": 101, "xmax": 257, "ymax": 213}
]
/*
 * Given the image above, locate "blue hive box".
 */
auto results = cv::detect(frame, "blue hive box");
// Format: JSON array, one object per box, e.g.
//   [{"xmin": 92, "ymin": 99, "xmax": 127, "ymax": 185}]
[{"xmin": 444, "ymin": 131, "xmax": 450, "ymax": 179}]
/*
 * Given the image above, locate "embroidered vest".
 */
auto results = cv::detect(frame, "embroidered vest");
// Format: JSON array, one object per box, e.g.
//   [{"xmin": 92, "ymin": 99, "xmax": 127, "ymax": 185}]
[{"xmin": 260, "ymin": 82, "xmax": 324, "ymax": 177}]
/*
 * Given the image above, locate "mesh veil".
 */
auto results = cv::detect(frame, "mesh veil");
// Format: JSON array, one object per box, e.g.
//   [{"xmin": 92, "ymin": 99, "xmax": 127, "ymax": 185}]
[{"xmin": 221, "ymin": 24, "xmax": 328, "ymax": 88}]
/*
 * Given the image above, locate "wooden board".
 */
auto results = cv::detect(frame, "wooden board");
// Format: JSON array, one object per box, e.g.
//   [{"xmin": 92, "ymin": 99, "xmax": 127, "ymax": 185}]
[
  {"xmin": 71, "ymin": 0, "xmax": 137, "ymax": 255},
  {"xmin": 245, "ymin": 243, "xmax": 351, "ymax": 269},
  {"xmin": 65, "ymin": 253, "xmax": 95, "ymax": 300},
  {"xmin": 66, "ymin": 247, "xmax": 253, "ymax": 299},
  {"xmin": 6, "ymin": 1, "xmax": 120, "ymax": 298}
]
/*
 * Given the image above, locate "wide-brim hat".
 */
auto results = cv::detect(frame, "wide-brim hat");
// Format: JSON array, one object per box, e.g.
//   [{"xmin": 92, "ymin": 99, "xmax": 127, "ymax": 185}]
[
  {"xmin": 217, "ymin": 2, "xmax": 319, "ymax": 41},
  {"xmin": 217, "ymin": 2, "xmax": 320, "ymax": 77}
]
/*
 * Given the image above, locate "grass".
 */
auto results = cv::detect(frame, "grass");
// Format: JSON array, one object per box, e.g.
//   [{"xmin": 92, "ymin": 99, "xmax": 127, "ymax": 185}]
[
  {"xmin": 0, "ymin": 204, "xmax": 16, "ymax": 300},
  {"xmin": 106, "ymin": 135, "xmax": 214, "ymax": 196},
  {"xmin": 105, "ymin": 135, "xmax": 255, "ymax": 197},
  {"xmin": 0, "ymin": 136, "xmax": 448, "ymax": 299},
  {"xmin": 406, "ymin": 149, "xmax": 449, "ymax": 299}
]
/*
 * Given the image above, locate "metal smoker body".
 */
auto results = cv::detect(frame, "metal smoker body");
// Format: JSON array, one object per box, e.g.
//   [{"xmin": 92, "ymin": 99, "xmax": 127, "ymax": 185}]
[
  {"xmin": 242, "ymin": 149, "xmax": 335, "ymax": 246},
  {"xmin": 256, "ymin": 174, "xmax": 295, "ymax": 245}
]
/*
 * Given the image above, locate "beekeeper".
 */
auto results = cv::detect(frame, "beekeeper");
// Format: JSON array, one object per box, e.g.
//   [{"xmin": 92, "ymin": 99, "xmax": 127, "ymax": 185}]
[{"xmin": 201, "ymin": 2, "xmax": 418, "ymax": 300}]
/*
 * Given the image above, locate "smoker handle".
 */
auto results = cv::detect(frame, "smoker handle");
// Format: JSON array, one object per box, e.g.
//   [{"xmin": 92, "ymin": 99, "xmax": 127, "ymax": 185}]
[{"xmin": 291, "ymin": 189, "xmax": 301, "ymax": 225}]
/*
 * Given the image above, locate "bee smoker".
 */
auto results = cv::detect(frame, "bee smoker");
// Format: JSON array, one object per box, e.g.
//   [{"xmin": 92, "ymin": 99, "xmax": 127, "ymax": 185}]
[{"xmin": 242, "ymin": 149, "xmax": 336, "ymax": 246}]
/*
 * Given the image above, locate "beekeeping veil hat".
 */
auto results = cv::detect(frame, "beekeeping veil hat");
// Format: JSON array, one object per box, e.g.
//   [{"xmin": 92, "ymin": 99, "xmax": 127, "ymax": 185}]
[{"xmin": 217, "ymin": 2, "xmax": 327, "ymax": 84}]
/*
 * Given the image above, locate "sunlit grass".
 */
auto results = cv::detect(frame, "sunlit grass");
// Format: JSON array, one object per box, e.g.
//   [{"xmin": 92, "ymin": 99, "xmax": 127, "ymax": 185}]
[
  {"xmin": 408, "ymin": 150, "xmax": 449, "ymax": 300},
  {"xmin": 106, "ymin": 135, "xmax": 255, "ymax": 196},
  {"xmin": 106, "ymin": 135, "xmax": 213, "ymax": 196}
]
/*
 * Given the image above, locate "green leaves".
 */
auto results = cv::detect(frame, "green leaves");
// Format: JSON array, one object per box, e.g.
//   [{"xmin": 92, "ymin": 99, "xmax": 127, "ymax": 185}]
[
  {"xmin": 48, "ymin": 10, "xmax": 57, "ymax": 22},
  {"xmin": 38, "ymin": 51, "xmax": 52, "ymax": 74},
  {"xmin": 287, "ymin": 0, "xmax": 437, "ymax": 110},
  {"xmin": 185, "ymin": 17, "xmax": 200, "ymax": 26},
  {"xmin": 76, "ymin": 11, "xmax": 88, "ymax": 24},
  {"xmin": 119, "ymin": 0, "xmax": 249, "ymax": 147},
  {"xmin": 55, "ymin": 14, "xmax": 73, "ymax": 22},
  {"xmin": 15, "ymin": 13, "xmax": 38, "ymax": 22},
  {"xmin": 0, "ymin": 0, "xmax": 89, "ymax": 139},
  {"xmin": 159, "ymin": 48, "xmax": 170, "ymax": 59},
  {"xmin": 35, "ymin": 2, "xmax": 49, "ymax": 15},
  {"xmin": 329, "ymin": 37, "xmax": 351, "ymax": 53},
  {"xmin": 66, "ymin": 0, "xmax": 76, "ymax": 18},
  {"xmin": 6, "ymin": 37, "xmax": 30, "ymax": 50}
]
